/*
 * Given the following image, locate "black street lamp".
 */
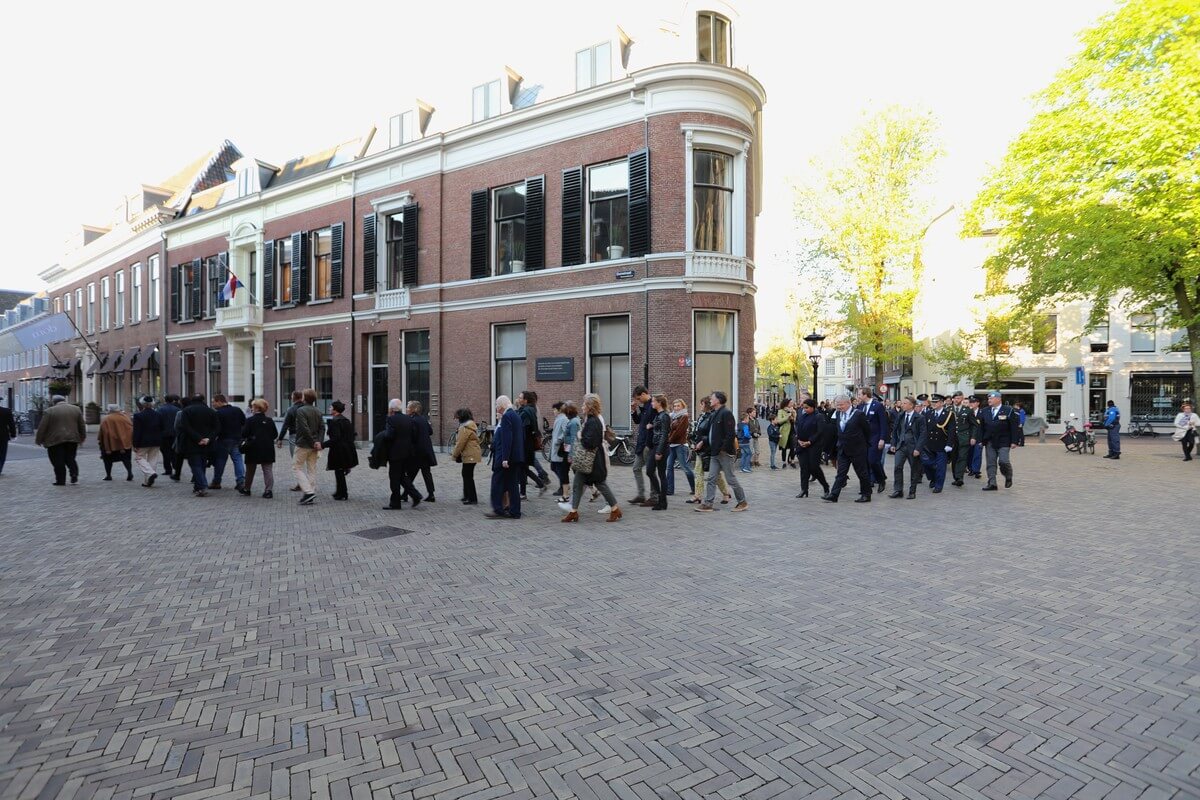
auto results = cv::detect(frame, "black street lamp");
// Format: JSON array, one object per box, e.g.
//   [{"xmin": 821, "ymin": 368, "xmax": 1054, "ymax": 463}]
[{"xmin": 804, "ymin": 330, "xmax": 826, "ymax": 399}]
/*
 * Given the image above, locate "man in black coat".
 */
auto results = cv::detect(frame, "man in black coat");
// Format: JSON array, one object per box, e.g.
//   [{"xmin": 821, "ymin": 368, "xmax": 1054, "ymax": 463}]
[
  {"xmin": 823, "ymin": 394, "xmax": 873, "ymax": 503},
  {"xmin": 979, "ymin": 389, "xmax": 1021, "ymax": 490},
  {"xmin": 156, "ymin": 394, "xmax": 182, "ymax": 480},
  {"xmin": 176, "ymin": 394, "xmax": 220, "ymax": 496},
  {"xmin": 406, "ymin": 401, "xmax": 437, "ymax": 502},
  {"xmin": 0, "ymin": 400, "xmax": 15, "ymax": 477},
  {"xmin": 920, "ymin": 394, "xmax": 956, "ymax": 493},
  {"xmin": 888, "ymin": 396, "xmax": 926, "ymax": 499},
  {"xmin": 382, "ymin": 399, "xmax": 421, "ymax": 509}
]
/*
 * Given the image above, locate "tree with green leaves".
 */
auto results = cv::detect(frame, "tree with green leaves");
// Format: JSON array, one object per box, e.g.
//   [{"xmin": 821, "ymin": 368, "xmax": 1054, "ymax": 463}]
[
  {"xmin": 925, "ymin": 308, "xmax": 1042, "ymax": 390},
  {"xmin": 794, "ymin": 105, "xmax": 943, "ymax": 388},
  {"xmin": 967, "ymin": 0, "xmax": 1200, "ymax": 395}
]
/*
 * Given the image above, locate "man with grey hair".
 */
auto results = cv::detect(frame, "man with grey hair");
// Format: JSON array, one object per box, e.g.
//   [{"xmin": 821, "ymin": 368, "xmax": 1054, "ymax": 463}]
[
  {"xmin": 35, "ymin": 395, "xmax": 86, "ymax": 485},
  {"xmin": 824, "ymin": 393, "xmax": 873, "ymax": 503},
  {"xmin": 486, "ymin": 395, "xmax": 524, "ymax": 519},
  {"xmin": 382, "ymin": 398, "xmax": 420, "ymax": 509},
  {"xmin": 132, "ymin": 395, "xmax": 162, "ymax": 486}
]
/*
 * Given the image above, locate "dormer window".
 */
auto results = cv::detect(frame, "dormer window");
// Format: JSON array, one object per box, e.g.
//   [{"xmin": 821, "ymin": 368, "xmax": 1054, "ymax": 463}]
[
  {"xmin": 575, "ymin": 42, "xmax": 612, "ymax": 91},
  {"xmin": 237, "ymin": 168, "xmax": 254, "ymax": 197},
  {"xmin": 389, "ymin": 111, "xmax": 414, "ymax": 148},
  {"xmin": 697, "ymin": 11, "xmax": 731, "ymax": 66},
  {"xmin": 472, "ymin": 80, "xmax": 501, "ymax": 122}
]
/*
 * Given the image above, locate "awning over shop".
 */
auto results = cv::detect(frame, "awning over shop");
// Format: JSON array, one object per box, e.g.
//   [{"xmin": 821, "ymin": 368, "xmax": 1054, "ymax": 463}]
[
  {"xmin": 66, "ymin": 357, "xmax": 81, "ymax": 374},
  {"xmin": 113, "ymin": 347, "xmax": 138, "ymax": 374},
  {"xmin": 86, "ymin": 354, "xmax": 108, "ymax": 376},
  {"xmin": 130, "ymin": 346, "xmax": 159, "ymax": 372},
  {"xmin": 95, "ymin": 350, "xmax": 123, "ymax": 375}
]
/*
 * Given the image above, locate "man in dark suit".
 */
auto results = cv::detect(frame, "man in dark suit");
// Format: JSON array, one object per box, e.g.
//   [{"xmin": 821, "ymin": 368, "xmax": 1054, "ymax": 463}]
[
  {"xmin": 487, "ymin": 395, "xmax": 525, "ymax": 519},
  {"xmin": 406, "ymin": 401, "xmax": 437, "ymax": 502},
  {"xmin": 382, "ymin": 399, "xmax": 420, "ymax": 509},
  {"xmin": 979, "ymin": 389, "xmax": 1021, "ymax": 490},
  {"xmin": 888, "ymin": 396, "xmax": 926, "ymax": 499},
  {"xmin": 855, "ymin": 388, "xmax": 891, "ymax": 493},
  {"xmin": 156, "ymin": 394, "xmax": 182, "ymax": 480},
  {"xmin": 920, "ymin": 394, "xmax": 956, "ymax": 493},
  {"xmin": 0, "ymin": 400, "xmax": 16, "ymax": 477},
  {"xmin": 823, "ymin": 394, "xmax": 873, "ymax": 503}
]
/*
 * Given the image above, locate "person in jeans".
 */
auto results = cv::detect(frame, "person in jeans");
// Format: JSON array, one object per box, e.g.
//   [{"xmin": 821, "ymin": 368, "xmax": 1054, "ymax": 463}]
[
  {"xmin": 629, "ymin": 385, "xmax": 655, "ymax": 504},
  {"xmin": 695, "ymin": 391, "xmax": 748, "ymax": 512},
  {"xmin": 766, "ymin": 418, "xmax": 780, "ymax": 469},
  {"xmin": 450, "ymin": 408, "xmax": 482, "ymax": 504},
  {"xmin": 648, "ymin": 395, "xmax": 671, "ymax": 510},
  {"xmin": 690, "ymin": 395, "xmax": 730, "ymax": 505},
  {"xmin": 177, "ymin": 394, "xmax": 219, "ymax": 496},
  {"xmin": 737, "ymin": 412, "xmax": 754, "ymax": 473},
  {"xmin": 210, "ymin": 394, "xmax": 247, "ymax": 491},
  {"xmin": 559, "ymin": 393, "xmax": 621, "ymax": 523},
  {"xmin": 286, "ymin": 388, "xmax": 325, "ymax": 505},
  {"xmin": 240, "ymin": 398, "xmax": 278, "ymax": 497},
  {"xmin": 1101, "ymin": 400, "xmax": 1121, "ymax": 460},
  {"xmin": 548, "ymin": 402, "xmax": 578, "ymax": 503},
  {"xmin": 515, "ymin": 390, "xmax": 547, "ymax": 498},
  {"xmin": 664, "ymin": 399, "xmax": 694, "ymax": 497},
  {"xmin": 131, "ymin": 396, "xmax": 162, "ymax": 486},
  {"xmin": 156, "ymin": 394, "xmax": 182, "ymax": 480},
  {"xmin": 745, "ymin": 406, "xmax": 762, "ymax": 467},
  {"xmin": 276, "ymin": 390, "xmax": 304, "ymax": 491},
  {"xmin": 35, "ymin": 395, "xmax": 86, "ymax": 485},
  {"xmin": 324, "ymin": 400, "xmax": 358, "ymax": 500}
]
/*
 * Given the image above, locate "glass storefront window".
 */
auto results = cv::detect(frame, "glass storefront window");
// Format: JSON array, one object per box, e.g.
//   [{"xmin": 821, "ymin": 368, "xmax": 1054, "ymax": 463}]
[
  {"xmin": 694, "ymin": 311, "xmax": 735, "ymax": 412},
  {"xmin": 589, "ymin": 316, "xmax": 631, "ymax": 430}
]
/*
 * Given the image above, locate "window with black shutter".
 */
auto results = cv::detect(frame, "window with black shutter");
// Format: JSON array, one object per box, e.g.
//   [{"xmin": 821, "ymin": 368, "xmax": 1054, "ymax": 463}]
[
  {"xmin": 401, "ymin": 204, "xmax": 419, "ymax": 286},
  {"xmin": 170, "ymin": 264, "xmax": 181, "ymax": 322},
  {"xmin": 470, "ymin": 190, "xmax": 489, "ymax": 279},
  {"xmin": 628, "ymin": 148, "xmax": 650, "ymax": 257},
  {"xmin": 362, "ymin": 214, "xmax": 377, "ymax": 293},
  {"xmin": 561, "ymin": 167, "xmax": 584, "ymax": 267},
  {"xmin": 263, "ymin": 240, "xmax": 275, "ymax": 307},
  {"xmin": 290, "ymin": 231, "xmax": 305, "ymax": 304},
  {"xmin": 524, "ymin": 176, "xmax": 544, "ymax": 271},
  {"xmin": 588, "ymin": 160, "xmax": 630, "ymax": 262},
  {"xmin": 190, "ymin": 258, "xmax": 202, "ymax": 320},
  {"xmin": 330, "ymin": 222, "xmax": 344, "ymax": 298}
]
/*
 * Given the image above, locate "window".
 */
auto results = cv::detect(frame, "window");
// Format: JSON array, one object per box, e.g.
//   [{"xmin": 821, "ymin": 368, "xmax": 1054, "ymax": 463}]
[
  {"xmin": 276, "ymin": 239, "xmax": 293, "ymax": 305},
  {"xmin": 1045, "ymin": 379, "xmax": 1064, "ymax": 424},
  {"xmin": 494, "ymin": 323, "xmax": 526, "ymax": 401},
  {"xmin": 472, "ymin": 80, "xmax": 501, "ymax": 122},
  {"xmin": 389, "ymin": 111, "xmax": 414, "ymax": 148},
  {"xmin": 1131, "ymin": 313, "xmax": 1156, "ymax": 352},
  {"xmin": 697, "ymin": 11, "xmax": 731, "ymax": 66},
  {"xmin": 73, "ymin": 289, "xmax": 83, "ymax": 331},
  {"xmin": 100, "ymin": 277, "xmax": 111, "ymax": 331},
  {"xmin": 115, "ymin": 270, "xmax": 125, "ymax": 327},
  {"xmin": 493, "ymin": 184, "xmax": 526, "ymax": 275},
  {"xmin": 589, "ymin": 160, "xmax": 629, "ymax": 262},
  {"xmin": 206, "ymin": 348, "xmax": 222, "ymax": 397},
  {"xmin": 148, "ymin": 256, "xmax": 161, "ymax": 318},
  {"xmin": 589, "ymin": 316, "xmax": 631, "ymax": 430},
  {"xmin": 276, "ymin": 343, "xmax": 296, "ymax": 413},
  {"xmin": 1033, "ymin": 314, "xmax": 1057, "ymax": 354},
  {"xmin": 1168, "ymin": 327, "xmax": 1188, "ymax": 352},
  {"xmin": 575, "ymin": 41, "xmax": 612, "ymax": 91},
  {"xmin": 237, "ymin": 168, "xmax": 253, "ymax": 197},
  {"xmin": 181, "ymin": 351, "xmax": 196, "ymax": 397},
  {"xmin": 54, "ymin": 297, "xmax": 61, "ymax": 314},
  {"xmin": 87, "ymin": 283, "xmax": 96, "ymax": 334},
  {"xmin": 204, "ymin": 256, "xmax": 222, "ymax": 317},
  {"xmin": 694, "ymin": 311, "xmax": 735, "ymax": 413},
  {"xmin": 385, "ymin": 211, "xmax": 406, "ymax": 289},
  {"xmin": 1131, "ymin": 374, "xmax": 1194, "ymax": 423},
  {"xmin": 131, "ymin": 264, "xmax": 142, "ymax": 323},
  {"xmin": 694, "ymin": 151, "xmax": 733, "ymax": 253},
  {"xmin": 404, "ymin": 330, "xmax": 431, "ymax": 416},
  {"xmin": 311, "ymin": 340, "xmax": 333, "ymax": 414},
  {"xmin": 1090, "ymin": 315, "xmax": 1109, "ymax": 352},
  {"xmin": 311, "ymin": 229, "xmax": 332, "ymax": 301},
  {"xmin": 369, "ymin": 335, "xmax": 389, "ymax": 439}
]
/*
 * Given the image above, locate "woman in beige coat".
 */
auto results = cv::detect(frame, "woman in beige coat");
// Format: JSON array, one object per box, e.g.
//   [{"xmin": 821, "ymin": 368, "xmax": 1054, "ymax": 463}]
[{"xmin": 451, "ymin": 408, "xmax": 483, "ymax": 504}]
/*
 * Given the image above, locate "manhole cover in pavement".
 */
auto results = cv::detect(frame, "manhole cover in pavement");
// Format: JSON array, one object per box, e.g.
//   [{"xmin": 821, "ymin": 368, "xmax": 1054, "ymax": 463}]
[{"xmin": 348, "ymin": 526, "xmax": 413, "ymax": 540}]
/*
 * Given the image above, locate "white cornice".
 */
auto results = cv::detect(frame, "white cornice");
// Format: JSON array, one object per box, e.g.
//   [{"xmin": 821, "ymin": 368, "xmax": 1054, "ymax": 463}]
[{"xmin": 40, "ymin": 228, "xmax": 163, "ymax": 291}]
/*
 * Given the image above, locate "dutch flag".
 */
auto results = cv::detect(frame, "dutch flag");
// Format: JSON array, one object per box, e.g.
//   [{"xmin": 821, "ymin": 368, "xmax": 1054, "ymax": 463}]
[{"xmin": 220, "ymin": 270, "xmax": 245, "ymax": 302}]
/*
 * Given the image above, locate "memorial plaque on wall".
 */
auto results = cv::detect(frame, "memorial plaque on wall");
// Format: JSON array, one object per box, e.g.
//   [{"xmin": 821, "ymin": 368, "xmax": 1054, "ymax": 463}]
[{"xmin": 535, "ymin": 357, "xmax": 574, "ymax": 381}]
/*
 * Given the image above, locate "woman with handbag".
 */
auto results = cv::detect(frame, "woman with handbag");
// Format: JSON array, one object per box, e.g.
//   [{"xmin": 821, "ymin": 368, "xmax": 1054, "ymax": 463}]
[
  {"xmin": 558, "ymin": 393, "xmax": 621, "ymax": 523},
  {"xmin": 1173, "ymin": 401, "xmax": 1200, "ymax": 461},
  {"xmin": 450, "ymin": 408, "xmax": 482, "ymax": 504},
  {"xmin": 239, "ymin": 398, "xmax": 278, "ymax": 498},
  {"xmin": 324, "ymin": 400, "xmax": 359, "ymax": 500},
  {"xmin": 548, "ymin": 402, "xmax": 580, "ymax": 503}
]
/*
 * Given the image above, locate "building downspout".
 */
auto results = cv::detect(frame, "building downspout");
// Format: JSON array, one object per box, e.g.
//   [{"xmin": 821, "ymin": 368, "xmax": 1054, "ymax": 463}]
[
  {"xmin": 160, "ymin": 230, "xmax": 169, "ymax": 395},
  {"xmin": 349, "ymin": 175, "xmax": 358, "ymax": 439},
  {"xmin": 643, "ymin": 112, "xmax": 650, "ymax": 388}
]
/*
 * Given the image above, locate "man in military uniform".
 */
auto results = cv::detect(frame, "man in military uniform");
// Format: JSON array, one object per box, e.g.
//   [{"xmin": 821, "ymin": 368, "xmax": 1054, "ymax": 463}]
[
  {"xmin": 979, "ymin": 389, "xmax": 1020, "ymax": 490},
  {"xmin": 968, "ymin": 395, "xmax": 984, "ymax": 477},
  {"xmin": 888, "ymin": 396, "xmax": 925, "ymax": 499},
  {"xmin": 950, "ymin": 390, "xmax": 979, "ymax": 486},
  {"xmin": 920, "ymin": 394, "xmax": 956, "ymax": 493}
]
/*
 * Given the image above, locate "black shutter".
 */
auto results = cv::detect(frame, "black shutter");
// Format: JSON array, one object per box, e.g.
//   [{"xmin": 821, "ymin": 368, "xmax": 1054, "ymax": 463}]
[
  {"xmin": 401, "ymin": 204, "xmax": 419, "ymax": 287},
  {"xmin": 170, "ymin": 265, "xmax": 181, "ymax": 322},
  {"xmin": 290, "ymin": 231, "xmax": 304, "ymax": 304},
  {"xmin": 470, "ymin": 189, "xmax": 489, "ymax": 280},
  {"xmin": 217, "ymin": 252, "xmax": 229, "ymax": 309},
  {"xmin": 561, "ymin": 167, "xmax": 584, "ymax": 267},
  {"xmin": 330, "ymin": 223, "xmax": 344, "ymax": 298},
  {"xmin": 190, "ymin": 258, "xmax": 202, "ymax": 320},
  {"xmin": 524, "ymin": 176, "xmax": 544, "ymax": 271},
  {"xmin": 263, "ymin": 240, "xmax": 275, "ymax": 308},
  {"xmin": 362, "ymin": 214, "xmax": 377, "ymax": 294},
  {"xmin": 628, "ymin": 148, "xmax": 651, "ymax": 258}
]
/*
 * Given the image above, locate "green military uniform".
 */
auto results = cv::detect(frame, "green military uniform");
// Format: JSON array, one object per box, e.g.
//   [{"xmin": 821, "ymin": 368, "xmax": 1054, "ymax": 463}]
[{"xmin": 951, "ymin": 398, "xmax": 980, "ymax": 484}]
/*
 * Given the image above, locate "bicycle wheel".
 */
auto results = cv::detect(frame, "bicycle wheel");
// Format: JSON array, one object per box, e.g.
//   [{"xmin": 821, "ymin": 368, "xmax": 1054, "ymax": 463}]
[
  {"xmin": 1129, "ymin": 425, "xmax": 1141, "ymax": 437},
  {"xmin": 615, "ymin": 443, "xmax": 637, "ymax": 466}
]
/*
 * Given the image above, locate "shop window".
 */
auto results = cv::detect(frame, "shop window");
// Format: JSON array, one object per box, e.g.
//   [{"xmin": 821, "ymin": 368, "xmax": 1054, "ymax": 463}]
[
  {"xmin": 694, "ymin": 310, "xmax": 735, "ymax": 413},
  {"xmin": 589, "ymin": 316, "xmax": 631, "ymax": 430}
]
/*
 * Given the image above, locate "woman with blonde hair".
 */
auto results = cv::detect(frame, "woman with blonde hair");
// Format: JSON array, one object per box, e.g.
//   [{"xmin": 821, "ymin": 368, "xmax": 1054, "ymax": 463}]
[
  {"xmin": 239, "ymin": 398, "xmax": 279, "ymax": 498},
  {"xmin": 558, "ymin": 393, "xmax": 621, "ymax": 523}
]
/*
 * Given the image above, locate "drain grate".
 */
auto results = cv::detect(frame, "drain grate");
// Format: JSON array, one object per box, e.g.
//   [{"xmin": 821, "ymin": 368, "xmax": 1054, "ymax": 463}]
[{"xmin": 348, "ymin": 526, "xmax": 413, "ymax": 540}]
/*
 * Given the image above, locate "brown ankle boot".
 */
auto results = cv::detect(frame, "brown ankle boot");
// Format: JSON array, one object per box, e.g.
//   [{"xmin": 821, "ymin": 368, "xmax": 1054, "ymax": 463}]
[
  {"xmin": 606, "ymin": 507, "xmax": 623, "ymax": 522},
  {"xmin": 560, "ymin": 511, "xmax": 580, "ymax": 523}
]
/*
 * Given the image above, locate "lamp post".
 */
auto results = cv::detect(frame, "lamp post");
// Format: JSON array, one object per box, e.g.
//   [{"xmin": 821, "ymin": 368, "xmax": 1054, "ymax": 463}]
[{"xmin": 804, "ymin": 330, "xmax": 826, "ymax": 399}]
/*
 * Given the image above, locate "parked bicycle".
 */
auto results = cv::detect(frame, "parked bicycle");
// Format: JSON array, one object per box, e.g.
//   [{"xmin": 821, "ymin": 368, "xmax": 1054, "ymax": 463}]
[
  {"xmin": 1127, "ymin": 416, "xmax": 1160, "ymax": 437},
  {"xmin": 604, "ymin": 428, "xmax": 637, "ymax": 465},
  {"xmin": 1059, "ymin": 416, "xmax": 1095, "ymax": 454}
]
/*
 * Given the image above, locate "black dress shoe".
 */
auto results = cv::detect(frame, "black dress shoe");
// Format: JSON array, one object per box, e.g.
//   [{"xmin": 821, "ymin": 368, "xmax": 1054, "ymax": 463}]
[
  {"xmin": 1005, "ymin": 476, "xmax": 1013, "ymax": 487},
  {"xmin": 854, "ymin": 495, "xmax": 870, "ymax": 503},
  {"xmin": 876, "ymin": 482, "xmax": 886, "ymax": 494},
  {"xmin": 821, "ymin": 491, "xmax": 831, "ymax": 500},
  {"xmin": 103, "ymin": 476, "xmax": 112, "ymax": 481},
  {"xmin": 796, "ymin": 491, "xmax": 808, "ymax": 498},
  {"xmin": 426, "ymin": 495, "xmax": 436, "ymax": 502},
  {"xmin": 931, "ymin": 487, "xmax": 942, "ymax": 493},
  {"xmin": 822, "ymin": 495, "xmax": 838, "ymax": 503},
  {"xmin": 982, "ymin": 485, "xmax": 998, "ymax": 491},
  {"xmin": 382, "ymin": 505, "xmax": 403, "ymax": 510},
  {"xmin": 888, "ymin": 491, "xmax": 903, "ymax": 499},
  {"xmin": 952, "ymin": 480, "xmax": 964, "ymax": 487},
  {"xmin": 907, "ymin": 490, "xmax": 916, "ymax": 499}
]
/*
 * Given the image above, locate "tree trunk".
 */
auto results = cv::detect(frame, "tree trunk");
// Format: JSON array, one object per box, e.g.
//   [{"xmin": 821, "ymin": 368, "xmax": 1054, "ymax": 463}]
[
  {"xmin": 1188, "ymin": 321, "xmax": 1200, "ymax": 406},
  {"xmin": 1171, "ymin": 279, "xmax": 1200, "ymax": 406}
]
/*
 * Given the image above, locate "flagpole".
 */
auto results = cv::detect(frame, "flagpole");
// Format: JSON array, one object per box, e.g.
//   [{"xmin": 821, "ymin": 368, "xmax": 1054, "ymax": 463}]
[{"xmin": 225, "ymin": 265, "xmax": 257, "ymax": 304}]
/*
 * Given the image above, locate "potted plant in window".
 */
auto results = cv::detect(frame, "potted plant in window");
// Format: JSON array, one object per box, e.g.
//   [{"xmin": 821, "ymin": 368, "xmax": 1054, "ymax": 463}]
[
  {"xmin": 510, "ymin": 239, "xmax": 526, "ymax": 273},
  {"xmin": 607, "ymin": 218, "xmax": 626, "ymax": 261}
]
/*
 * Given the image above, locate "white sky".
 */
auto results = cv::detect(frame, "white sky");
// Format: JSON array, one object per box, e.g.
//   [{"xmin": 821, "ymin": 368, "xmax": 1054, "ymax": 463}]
[{"xmin": 1, "ymin": 0, "xmax": 1115, "ymax": 348}]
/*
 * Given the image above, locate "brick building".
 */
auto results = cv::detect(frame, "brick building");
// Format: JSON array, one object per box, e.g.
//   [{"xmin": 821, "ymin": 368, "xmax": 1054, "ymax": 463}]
[{"xmin": 16, "ymin": 4, "xmax": 765, "ymax": 442}]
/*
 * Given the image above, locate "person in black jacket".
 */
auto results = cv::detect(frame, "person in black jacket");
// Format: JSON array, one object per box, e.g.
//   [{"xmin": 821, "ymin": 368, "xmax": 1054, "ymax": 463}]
[
  {"xmin": 210, "ymin": 394, "xmax": 247, "ymax": 491},
  {"xmin": 276, "ymin": 390, "xmax": 304, "ymax": 491},
  {"xmin": 240, "ymin": 398, "xmax": 279, "ymax": 497},
  {"xmin": 324, "ymin": 400, "xmax": 359, "ymax": 500},
  {"xmin": 406, "ymin": 401, "xmax": 437, "ymax": 502},
  {"xmin": 824, "ymin": 394, "xmax": 873, "ymax": 503},
  {"xmin": 176, "ymin": 394, "xmax": 220, "ymax": 496},
  {"xmin": 382, "ymin": 399, "xmax": 421, "ymax": 510},
  {"xmin": 979, "ymin": 390, "xmax": 1020, "ymax": 490},
  {"xmin": 515, "ymin": 390, "xmax": 547, "ymax": 498},
  {"xmin": 648, "ymin": 395, "xmax": 672, "ymax": 510},
  {"xmin": 131, "ymin": 395, "xmax": 162, "ymax": 486},
  {"xmin": 629, "ymin": 386, "xmax": 655, "ymax": 504},
  {"xmin": 696, "ymin": 390, "xmax": 748, "ymax": 512},
  {"xmin": 0, "ymin": 400, "xmax": 15, "ymax": 478},
  {"xmin": 888, "ymin": 396, "xmax": 926, "ymax": 499},
  {"xmin": 793, "ymin": 398, "xmax": 830, "ymax": 498},
  {"xmin": 155, "ymin": 394, "xmax": 182, "ymax": 480}
]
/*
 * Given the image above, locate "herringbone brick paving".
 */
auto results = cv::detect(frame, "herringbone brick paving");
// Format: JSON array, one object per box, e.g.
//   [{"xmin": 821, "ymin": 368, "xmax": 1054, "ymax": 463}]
[{"xmin": 0, "ymin": 439, "xmax": 1197, "ymax": 799}]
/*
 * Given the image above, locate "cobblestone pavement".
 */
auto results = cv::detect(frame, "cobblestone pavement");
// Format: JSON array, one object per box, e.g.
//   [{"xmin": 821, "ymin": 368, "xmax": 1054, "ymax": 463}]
[{"xmin": 1, "ymin": 436, "xmax": 1197, "ymax": 800}]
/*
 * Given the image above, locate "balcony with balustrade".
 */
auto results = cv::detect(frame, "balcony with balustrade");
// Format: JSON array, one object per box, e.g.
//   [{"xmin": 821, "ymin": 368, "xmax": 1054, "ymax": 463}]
[{"xmin": 214, "ymin": 304, "xmax": 263, "ymax": 338}]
